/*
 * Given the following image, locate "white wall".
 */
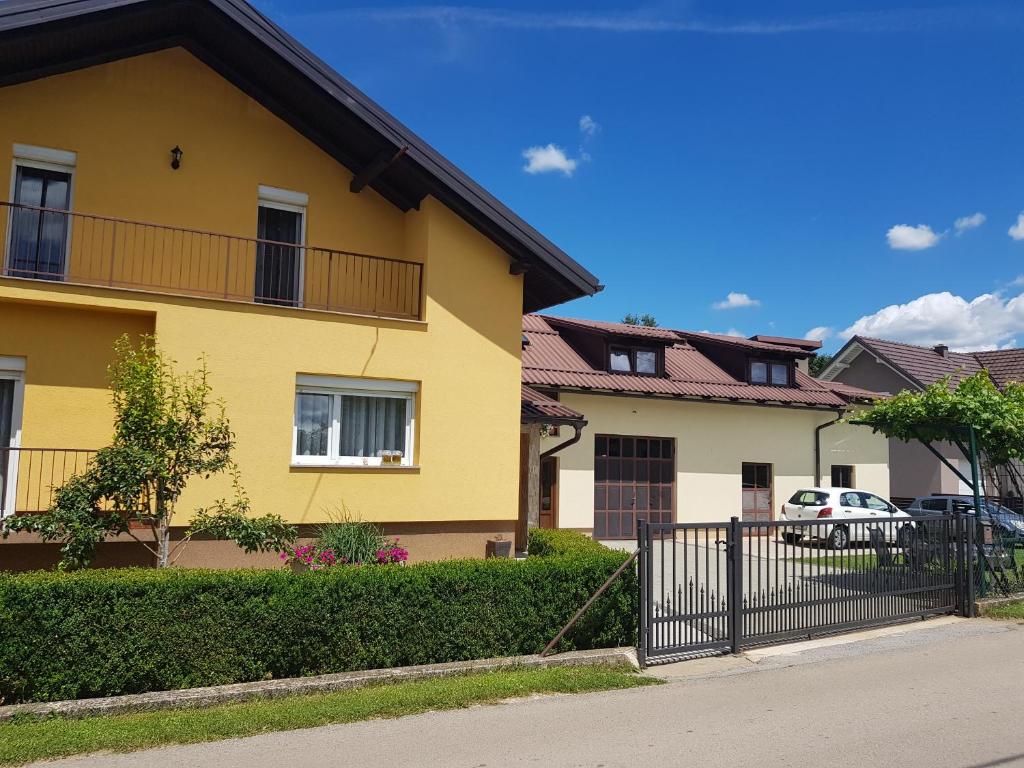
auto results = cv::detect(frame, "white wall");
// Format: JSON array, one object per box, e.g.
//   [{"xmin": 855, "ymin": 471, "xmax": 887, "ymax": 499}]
[{"xmin": 541, "ymin": 393, "xmax": 890, "ymax": 530}]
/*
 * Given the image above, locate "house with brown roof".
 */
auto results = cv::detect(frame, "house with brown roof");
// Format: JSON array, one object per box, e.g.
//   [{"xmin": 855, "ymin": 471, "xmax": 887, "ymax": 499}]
[
  {"xmin": 819, "ymin": 336, "xmax": 1024, "ymax": 503},
  {"xmin": 522, "ymin": 316, "xmax": 889, "ymax": 538}
]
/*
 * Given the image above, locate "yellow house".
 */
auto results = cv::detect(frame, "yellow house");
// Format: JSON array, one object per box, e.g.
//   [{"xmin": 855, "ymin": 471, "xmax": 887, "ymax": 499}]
[
  {"xmin": 522, "ymin": 316, "xmax": 890, "ymax": 538},
  {"xmin": 0, "ymin": 0, "xmax": 601, "ymax": 568}
]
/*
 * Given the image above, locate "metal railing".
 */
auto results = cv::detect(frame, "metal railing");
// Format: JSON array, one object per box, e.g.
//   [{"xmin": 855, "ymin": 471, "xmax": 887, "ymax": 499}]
[
  {"xmin": 0, "ymin": 202, "xmax": 423, "ymax": 320},
  {"xmin": 637, "ymin": 513, "xmax": 965, "ymax": 665},
  {"xmin": 0, "ymin": 447, "xmax": 97, "ymax": 516}
]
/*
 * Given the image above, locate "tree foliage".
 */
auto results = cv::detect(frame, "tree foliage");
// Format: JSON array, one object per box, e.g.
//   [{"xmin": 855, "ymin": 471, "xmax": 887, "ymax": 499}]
[
  {"xmin": 621, "ymin": 313, "xmax": 658, "ymax": 327},
  {"xmin": 857, "ymin": 371, "xmax": 1024, "ymax": 495},
  {"xmin": 2, "ymin": 335, "xmax": 296, "ymax": 569},
  {"xmin": 809, "ymin": 353, "xmax": 835, "ymax": 377}
]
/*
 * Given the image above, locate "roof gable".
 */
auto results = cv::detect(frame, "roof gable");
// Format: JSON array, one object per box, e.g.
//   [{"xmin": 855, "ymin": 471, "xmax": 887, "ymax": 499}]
[{"xmin": 0, "ymin": 0, "xmax": 600, "ymax": 311}]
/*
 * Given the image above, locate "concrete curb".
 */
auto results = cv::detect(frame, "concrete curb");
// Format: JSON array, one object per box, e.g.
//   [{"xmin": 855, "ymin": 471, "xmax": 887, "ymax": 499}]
[
  {"xmin": 0, "ymin": 647, "xmax": 638, "ymax": 722},
  {"xmin": 976, "ymin": 593, "xmax": 1024, "ymax": 615}
]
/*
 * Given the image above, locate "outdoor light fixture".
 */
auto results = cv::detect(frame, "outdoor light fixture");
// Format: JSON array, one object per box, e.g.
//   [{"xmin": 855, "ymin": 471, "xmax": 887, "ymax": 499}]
[{"xmin": 170, "ymin": 145, "xmax": 183, "ymax": 170}]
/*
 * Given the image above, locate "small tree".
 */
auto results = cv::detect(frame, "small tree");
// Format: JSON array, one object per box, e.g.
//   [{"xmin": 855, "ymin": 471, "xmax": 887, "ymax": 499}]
[
  {"xmin": 622, "ymin": 313, "xmax": 658, "ymax": 327},
  {"xmin": 2, "ymin": 336, "xmax": 295, "ymax": 569},
  {"xmin": 856, "ymin": 371, "xmax": 1024, "ymax": 497}
]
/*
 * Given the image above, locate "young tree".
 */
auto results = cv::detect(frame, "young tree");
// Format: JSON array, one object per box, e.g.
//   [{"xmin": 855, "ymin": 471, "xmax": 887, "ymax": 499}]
[
  {"xmin": 856, "ymin": 371, "xmax": 1024, "ymax": 497},
  {"xmin": 2, "ymin": 335, "xmax": 295, "ymax": 569},
  {"xmin": 622, "ymin": 313, "xmax": 659, "ymax": 327},
  {"xmin": 809, "ymin": 353, "xmax": 835, "ymax": 378}
]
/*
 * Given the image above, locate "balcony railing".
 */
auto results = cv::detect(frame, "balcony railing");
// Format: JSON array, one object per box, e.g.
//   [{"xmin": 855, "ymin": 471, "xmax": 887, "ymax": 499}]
[
  {"xmin": 0, "ymin": 202, "xmax": 423, "ymax": 320},
  {"xmin": 0, "ymin": 447, "xmax": 97, "ymax": 516}
]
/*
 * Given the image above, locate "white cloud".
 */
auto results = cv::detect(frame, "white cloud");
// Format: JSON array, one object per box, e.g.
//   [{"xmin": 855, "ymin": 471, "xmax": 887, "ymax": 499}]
[
  {"xmin": 1009, "ymin": 212, "xmax": 1024, "ymax": 241},
  {"xmin": 886, "ymin": 224, "xmax": 943, "ymax": 251},
  {"xmin": 579, "ymin": 115, "xmax": 600, "ymax": 136},
  {"xmin": 701, "ymin": 328, "xmax": 746, "ymax": 337},
  {"xmin": 840, "ymin": 290, "xmax": 1024, "ymax": 351},
  {"xmin": 804, "ymin": 326, "xmax": 834, "ymax": 341},
  {"xmin": 954, "ymin": 212, "xmax": 986, "ymax": 235},
  {"xmin": 522, "ymin": 144, "xmax": 578, "ymax": 177},
  {"xmin": 713, "ymin": 292, "xmax": 761, "ymax": 310}
]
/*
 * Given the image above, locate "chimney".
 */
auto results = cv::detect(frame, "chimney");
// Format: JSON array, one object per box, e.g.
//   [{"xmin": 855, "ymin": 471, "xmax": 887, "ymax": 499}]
[{"xmin": 934, "ymin": 344, "xmax": 949, "ymax": 358}]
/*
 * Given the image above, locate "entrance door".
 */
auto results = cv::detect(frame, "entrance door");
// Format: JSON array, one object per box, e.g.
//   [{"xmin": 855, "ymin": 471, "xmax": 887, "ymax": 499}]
[
  {"xmin": 594, "ymin": 435, "xmax": 674, "ymax": 539},
  {"xmin": 255, "ymin": 204, "xmax": 303, "ymax": 306},
  {"xmin": 7, "ymin": 165, "xmax": 71, "ymax": 280},
  {"xmin": 741, "ymin": 462, "xmax": 773, "ymax": 523},
  {"xmin": 540, "ymin": 456, "xmax": 558, "ymax": 529}
]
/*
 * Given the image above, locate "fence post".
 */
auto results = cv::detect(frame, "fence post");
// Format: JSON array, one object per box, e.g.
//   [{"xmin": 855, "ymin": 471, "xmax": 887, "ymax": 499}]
[
  {"xmin": 965, "ymin": 513, "xmax": 976, "ymax": 617},
  {"xmin": 953, "ymin": 510, "xmax": 966, "ymax": 616},
  {"xmin": 728, "ymin": 516, "xmax": 743, "ymax": 655},
  {"xmin": 636, "ymin": 518, "xmax": 647, "ymax": 668}
]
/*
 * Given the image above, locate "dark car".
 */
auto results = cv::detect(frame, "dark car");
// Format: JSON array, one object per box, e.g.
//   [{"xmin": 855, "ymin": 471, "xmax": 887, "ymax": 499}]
[{"xmin": 905, "ymin": 495, "xmax": 1024, "ymax": 541}]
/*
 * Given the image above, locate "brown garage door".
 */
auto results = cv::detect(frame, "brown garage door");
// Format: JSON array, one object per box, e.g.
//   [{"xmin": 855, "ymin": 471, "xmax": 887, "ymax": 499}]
[{"xmin": 594, "ymin": 435, "xmax": 674, "ymax": 539}]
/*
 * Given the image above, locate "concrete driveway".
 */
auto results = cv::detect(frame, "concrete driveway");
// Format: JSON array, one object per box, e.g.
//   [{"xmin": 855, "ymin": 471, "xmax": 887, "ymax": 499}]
[{"xmin": 39, "ymin": 617, "xmax": 1024, "ymax": 768}]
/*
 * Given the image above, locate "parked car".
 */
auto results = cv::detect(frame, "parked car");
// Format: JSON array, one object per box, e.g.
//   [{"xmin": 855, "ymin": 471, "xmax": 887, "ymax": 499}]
[
  {"xmin": 904, "ymin": 495, "xmax": 1024, "ymax": 541},
  {"xmin": 780, "ymin": 487, "xmax": 914, "ymax": 550}
]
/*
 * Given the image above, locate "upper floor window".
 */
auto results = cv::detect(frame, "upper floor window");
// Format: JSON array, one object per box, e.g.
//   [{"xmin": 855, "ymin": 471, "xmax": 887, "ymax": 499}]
[
  {"xmin": 293, "ymin": 375, "xmax": 416, "ymax": 467},
  {"xmin": 6, "ymin": 144, "xmax": 76, "ymax": 282},
  {"xmin": 608, "ymin": 345, "xmax": 661, "ymax": 376},
  {"xmin": 749, "ymin": 360, "xmax": 791, "ymax": 387},
  {"xmin": 256, "ymin": 186, "xmax": 306, "ymax": 307}
]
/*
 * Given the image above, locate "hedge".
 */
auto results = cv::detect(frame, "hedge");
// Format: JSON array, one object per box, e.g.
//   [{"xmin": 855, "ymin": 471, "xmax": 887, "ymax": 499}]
[{"xmin": 0, "ymin": 530, "xmax": 635, "ymax": 704}]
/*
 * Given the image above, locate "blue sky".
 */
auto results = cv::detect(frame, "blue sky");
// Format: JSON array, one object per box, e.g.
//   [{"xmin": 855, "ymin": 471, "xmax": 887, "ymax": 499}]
[{"xmin": 258, "ymin": 0, "xmax": 1024, "ymax": 353}]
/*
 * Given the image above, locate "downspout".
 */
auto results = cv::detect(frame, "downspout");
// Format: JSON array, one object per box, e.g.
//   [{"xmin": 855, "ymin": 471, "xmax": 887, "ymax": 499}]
[
  {"xmin": 814, "ymin": 411, "xmax": 844, "ymax": 486},
  {"xmin": 541, "ymin": 421, "xmax": 586, "ymax": 460}
]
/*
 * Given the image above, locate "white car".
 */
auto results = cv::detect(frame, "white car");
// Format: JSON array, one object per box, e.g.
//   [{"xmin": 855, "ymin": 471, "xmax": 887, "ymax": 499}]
[{"xmin": 780, "ymin": 487, "xmax": 914, "ymax": 550}]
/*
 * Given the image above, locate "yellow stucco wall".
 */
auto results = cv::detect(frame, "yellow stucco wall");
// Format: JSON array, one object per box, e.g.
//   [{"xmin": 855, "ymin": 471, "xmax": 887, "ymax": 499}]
[
  {"xmin": 0, "ymin": 48, "xmax": 524, "ymax": 527},
  {"xmin": 542, "ymin": 393, "xmax": 890, "ymax": 531}
]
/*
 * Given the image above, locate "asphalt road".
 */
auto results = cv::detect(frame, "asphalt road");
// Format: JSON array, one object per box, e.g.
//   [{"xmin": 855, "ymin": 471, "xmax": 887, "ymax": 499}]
[{"xmin": 38, "ymin": 618, "xmax": 1024, "ymax": 768}]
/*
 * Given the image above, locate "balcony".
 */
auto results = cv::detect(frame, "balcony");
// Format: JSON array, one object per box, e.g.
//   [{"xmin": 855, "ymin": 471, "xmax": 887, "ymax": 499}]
[
  {"xmin": 1, "ymin": 447, "xmax": 97, "ymax": 516},
  {"xmin": 0, "ymin": 202, "xmax": 424, "ymax": 321}
]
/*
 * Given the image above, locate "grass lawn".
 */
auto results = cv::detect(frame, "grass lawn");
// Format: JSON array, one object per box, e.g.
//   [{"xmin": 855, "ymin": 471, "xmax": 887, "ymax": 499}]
[
  {"xmin": 0, "ymin": 664, "xmax": 656, "ymax": 766},
  {"xmin": 984, "ymin": 601, "xmax": 1024, "ymax": 620}
]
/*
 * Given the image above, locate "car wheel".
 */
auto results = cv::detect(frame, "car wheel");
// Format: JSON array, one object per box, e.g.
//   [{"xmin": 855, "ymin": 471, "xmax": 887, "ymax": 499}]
[{"xmin": 826, "ymin": 526, "xmax": 849, "ymax": 550}]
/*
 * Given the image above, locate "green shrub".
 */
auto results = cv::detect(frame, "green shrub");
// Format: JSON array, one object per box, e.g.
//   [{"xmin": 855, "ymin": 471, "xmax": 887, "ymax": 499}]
[
  {"xmin": 528, "ymin": 529, "xmax": 610, "ymax": 558},
  {"xmin": 0, "ymin": 541, "xmax": 635, "ymax": 704}
]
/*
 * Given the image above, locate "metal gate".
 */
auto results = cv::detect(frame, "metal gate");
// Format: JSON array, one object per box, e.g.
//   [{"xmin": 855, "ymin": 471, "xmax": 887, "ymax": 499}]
[{"xmin": 637, "ymin": 513, "xmax": 970, "ymax": 665}]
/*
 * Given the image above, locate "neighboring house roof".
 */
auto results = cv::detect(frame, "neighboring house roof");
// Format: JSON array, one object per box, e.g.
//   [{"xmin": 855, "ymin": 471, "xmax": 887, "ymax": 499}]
[
  {"xmin": 522, "ymin": 315, "xmax": 880, "ymax": 409},
  {"xmin": 0, "ymin": 0, "xmax": 601, "ymax": 312},
  {"xmin": 821, "ymin": 336, "xmax": 1024, "ymax": 391},
  {"xmin": 675, "ymin": 331, "xmax": 815, "ymax": 357},
  {"xmin": 521, "ymin": 385, "xmax": 586, "ymax": 425}
]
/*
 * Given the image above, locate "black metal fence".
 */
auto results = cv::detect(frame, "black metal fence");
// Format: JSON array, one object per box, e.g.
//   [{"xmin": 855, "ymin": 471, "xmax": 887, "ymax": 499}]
[{"xmin": 637, "ymin": 513, "xmax": 971, "ymax": 665}]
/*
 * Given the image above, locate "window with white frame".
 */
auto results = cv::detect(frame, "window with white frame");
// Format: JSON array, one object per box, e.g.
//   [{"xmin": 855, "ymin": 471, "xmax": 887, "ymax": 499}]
[
  {"xmin": 0, "ymin": 356, "xmax": 26, "ymax": 517},
  {"xmin": 292, "ymin": 375, "xmax": 416, "ymax": 466}
]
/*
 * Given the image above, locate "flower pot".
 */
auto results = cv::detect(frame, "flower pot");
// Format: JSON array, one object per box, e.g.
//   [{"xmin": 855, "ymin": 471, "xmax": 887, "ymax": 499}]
[
  {"xmin": 289, "ymin": 561, "xmax": 309, "ymax": 573},
  {"xmin": 486, "ymin": 538, "xmax": 512, "ymax": 559}
]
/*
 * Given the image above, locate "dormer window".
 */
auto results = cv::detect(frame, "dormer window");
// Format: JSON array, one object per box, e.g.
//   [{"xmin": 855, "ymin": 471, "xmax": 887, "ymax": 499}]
[
  {"xmin": 608, "ymin": 345, "xmax": 661, "ymax": 376},
  {"xmin": 750, "ymin": 360, "xmax": 791, "ymax": 386}
]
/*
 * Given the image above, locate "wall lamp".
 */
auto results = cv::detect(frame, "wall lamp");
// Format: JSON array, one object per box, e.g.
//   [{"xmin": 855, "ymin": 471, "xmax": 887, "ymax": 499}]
[{"xmin": 170, "ymin": 145, "xmax": 183, "ymax": 170}]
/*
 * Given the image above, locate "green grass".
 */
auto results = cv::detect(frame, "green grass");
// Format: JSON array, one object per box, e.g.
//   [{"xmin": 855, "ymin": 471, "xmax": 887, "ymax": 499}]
[
  {"xmin": 0, "ymin": 664, "xmax": 656, "ymax": 766},
  {"xmin": 793, "ymin": 553, "xmax": 880, "ymax": 570},
  {"xmin": 984, "ymin": 600, "xmax": 1024, "ymax": 620}
]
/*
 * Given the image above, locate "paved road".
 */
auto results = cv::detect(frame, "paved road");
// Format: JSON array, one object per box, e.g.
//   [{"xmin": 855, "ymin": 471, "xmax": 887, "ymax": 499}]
[{"xmin": 40, "ymin": 618, "xmax": 1024, "ymax": 768}]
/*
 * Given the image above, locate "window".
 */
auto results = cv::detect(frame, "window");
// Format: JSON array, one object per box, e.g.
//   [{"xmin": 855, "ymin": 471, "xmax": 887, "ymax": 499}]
[
  {"xmin": 6, "ymin": 145, "xmax": 75, "ymax": 281},
  {"xmin": 607, "ymin": 345, "xmax": 661, "ymax": 376},
  {"xmin": 292, "ymin": 375, "xmax": 416, "ymax": 467},
  {"xmin": 920, "ymin": 498, "xmax": 949, "ymax": 512},
  {"xmin": 831, "ymin": 464, "xmax": 854, "ymax": 488},
  {"xmin": 741, "ymin": 463, "xmax": 772, "ymax": 523},
  {"xmin": 839, "ymin": 492, "xmax": 863, "ymax": 507},
  {"xmin": 0, "ymin": 356, "xmax": 25, "ymax": 517},
  {"xmin": 861, "ymin": 493, "xmax": 892, "ymax": 512},
  {"xmin": 749, "ymin": 360, "xmax": 790, "ymax": 386},
  {"xmin": 256, "ymin": 186, "xmax": 306, "ymax": 306},
  {"xmin": 789, "ymin": 490, "xmax": 828, "ymax": 506}
]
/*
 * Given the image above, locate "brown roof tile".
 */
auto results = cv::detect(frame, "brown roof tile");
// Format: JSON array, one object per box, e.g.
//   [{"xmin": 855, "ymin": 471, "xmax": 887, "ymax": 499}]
[
  {"xmin": 521, "ymin": 385, "xmax": 586, "ymax": 424},
  {"xmin": 971, "ymin": 349, "xmax": 1024, "ymax": 389},
  {"xmin": 522, "ymin": 315, "xmax": 879, "ymax": 408},
  {"xmin": 853, "ymin": 337, "xmax": 984, "ymax": 388}
]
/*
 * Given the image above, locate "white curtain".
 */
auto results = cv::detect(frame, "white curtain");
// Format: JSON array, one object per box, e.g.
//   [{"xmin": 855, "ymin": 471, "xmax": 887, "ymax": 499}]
[
  {"xmin": 340, "ymin": 395, "xmax": 406, "ymax": 458},
  {"xmin": 295, "ymin": 393, "xmax": 331, "ymax": 456}
]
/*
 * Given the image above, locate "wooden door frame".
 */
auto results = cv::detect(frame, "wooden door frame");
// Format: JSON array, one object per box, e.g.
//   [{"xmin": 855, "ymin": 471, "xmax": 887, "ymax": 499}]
[{"xmin": 540, "ymin": 455, "xmax": 558, "ymax": 529}]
